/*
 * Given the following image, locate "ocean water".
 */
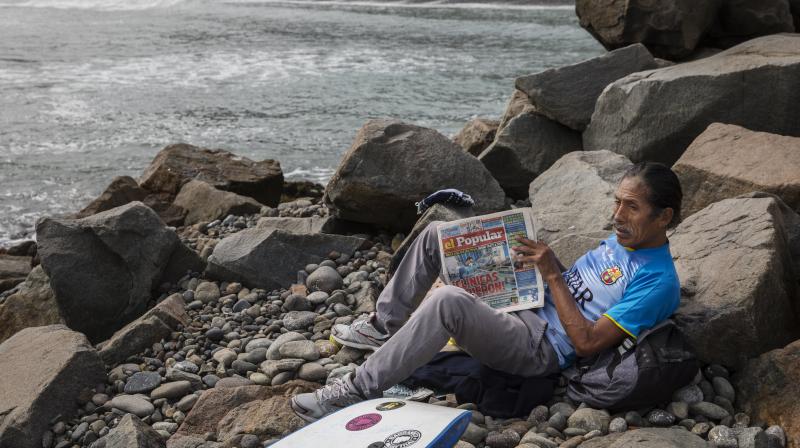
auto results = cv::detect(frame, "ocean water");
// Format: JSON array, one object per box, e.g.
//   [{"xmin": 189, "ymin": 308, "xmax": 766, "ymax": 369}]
[{"xmin": 0, "ymin": 0, "xmax": 601, "ymax": 246}]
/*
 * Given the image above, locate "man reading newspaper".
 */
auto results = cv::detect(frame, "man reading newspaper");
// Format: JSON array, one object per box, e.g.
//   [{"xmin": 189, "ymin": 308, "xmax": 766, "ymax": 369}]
[{"xmin": 292, "ymin": 162, "xmax": 683, "ymax": 422}]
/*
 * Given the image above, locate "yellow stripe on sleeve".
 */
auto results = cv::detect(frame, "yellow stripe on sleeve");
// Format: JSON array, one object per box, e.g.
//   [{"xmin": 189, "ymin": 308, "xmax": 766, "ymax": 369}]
[{"xmin": 602, "ymin": 313, "xmax": 636, "ymax": 339}]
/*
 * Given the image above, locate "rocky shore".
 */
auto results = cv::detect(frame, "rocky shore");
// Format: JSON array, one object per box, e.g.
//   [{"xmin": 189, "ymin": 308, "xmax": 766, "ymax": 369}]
[{"xmin": 2, "ymin": 3, "xmax": 800, "ymax": 448}]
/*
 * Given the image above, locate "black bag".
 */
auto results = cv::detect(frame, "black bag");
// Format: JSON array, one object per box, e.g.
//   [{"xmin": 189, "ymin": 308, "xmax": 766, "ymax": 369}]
[{"xmin": 562, "ymin": 319, "xmax": 699, "ymax": 411}]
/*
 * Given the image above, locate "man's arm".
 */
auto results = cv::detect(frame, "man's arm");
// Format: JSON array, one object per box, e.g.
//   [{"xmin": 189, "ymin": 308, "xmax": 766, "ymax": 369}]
[{"xmin": 514, "ymin": 237, "xmax": 626, "ymax": 357}]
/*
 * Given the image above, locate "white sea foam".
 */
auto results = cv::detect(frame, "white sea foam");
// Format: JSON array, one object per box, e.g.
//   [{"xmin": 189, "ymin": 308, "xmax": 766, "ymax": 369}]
[
  {"xmin": 221, "ymin": 0, "xmax": 573, "ymax": 11},
  {"xmin": 3, "ymin": 0, "xmax": 189, "ymax": 10}
]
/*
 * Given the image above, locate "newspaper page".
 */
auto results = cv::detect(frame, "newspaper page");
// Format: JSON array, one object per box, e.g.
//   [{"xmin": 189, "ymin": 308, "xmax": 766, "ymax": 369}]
[{"xmin": 436, "ymin": 208, "xmax": 545, "ymax": 312}]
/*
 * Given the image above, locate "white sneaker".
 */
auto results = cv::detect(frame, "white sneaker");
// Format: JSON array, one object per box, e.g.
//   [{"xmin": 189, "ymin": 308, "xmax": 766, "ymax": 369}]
[
  {"xmin": 331, "ymin": 313, "xmax": 389, "ymax": 351},
  {"xmin": 291, "ymin": 372, "xmax": 366, "ymax": 423}
]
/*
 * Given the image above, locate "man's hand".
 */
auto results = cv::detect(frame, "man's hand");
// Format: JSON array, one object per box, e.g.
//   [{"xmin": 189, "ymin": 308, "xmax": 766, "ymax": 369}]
[{"xmin": 513, "ymin": 237, "xmax": 563, "ymax": 282}]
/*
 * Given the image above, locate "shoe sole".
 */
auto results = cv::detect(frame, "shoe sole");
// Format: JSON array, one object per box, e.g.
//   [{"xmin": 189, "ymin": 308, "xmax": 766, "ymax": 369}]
[{"xmin": 331, "ymin": 333, "xmax": 382, "ymax": 352}]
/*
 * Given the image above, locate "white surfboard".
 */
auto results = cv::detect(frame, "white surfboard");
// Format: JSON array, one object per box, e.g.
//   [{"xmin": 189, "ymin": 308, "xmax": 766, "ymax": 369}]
[{"xmin": 273, "ymin": 398, "xmax": 472, "ymax": 448}]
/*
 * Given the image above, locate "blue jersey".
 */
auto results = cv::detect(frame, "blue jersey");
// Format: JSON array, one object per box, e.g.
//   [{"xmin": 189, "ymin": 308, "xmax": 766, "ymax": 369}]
[{"xmin": 537, "ymin": 235, "xmax": 680, "ymax": 368}]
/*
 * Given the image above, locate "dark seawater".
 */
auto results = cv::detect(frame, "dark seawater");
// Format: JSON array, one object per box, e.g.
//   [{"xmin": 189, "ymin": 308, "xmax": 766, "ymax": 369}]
[{"xmin": 0, "ymin": 0, "xmax": 602, "ymax": 246}]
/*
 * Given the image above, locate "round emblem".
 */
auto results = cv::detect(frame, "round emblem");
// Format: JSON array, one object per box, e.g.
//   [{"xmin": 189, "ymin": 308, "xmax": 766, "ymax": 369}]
[
  {"xmin": 375, "ymin": 401, "xmax": 406, "ymax": 411},
  {"xmin": 345, "ymin": 413, "xmax": 382, "ymax": 431},
  {"xmin": 384, "ymin": 429, "xmax": 422, "ymax": 448}
]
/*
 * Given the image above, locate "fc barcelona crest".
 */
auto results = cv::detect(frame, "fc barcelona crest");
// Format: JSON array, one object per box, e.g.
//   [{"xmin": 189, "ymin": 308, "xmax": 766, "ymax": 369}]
[{"xmin": 600, "ymin": 266, "xmax": 623, "ymax": 285}]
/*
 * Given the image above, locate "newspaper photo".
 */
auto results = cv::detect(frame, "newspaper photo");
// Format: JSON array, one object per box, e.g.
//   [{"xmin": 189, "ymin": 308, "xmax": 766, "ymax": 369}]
[{"xmin": 436, "ymin": 208, "xmax": 545, "ymax": 312}]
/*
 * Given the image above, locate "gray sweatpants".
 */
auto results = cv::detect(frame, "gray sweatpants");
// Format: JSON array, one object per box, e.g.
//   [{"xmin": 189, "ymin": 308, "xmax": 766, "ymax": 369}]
[{"xmin": 354, "ymin": 221, "xmax": 560, "ymax": 398}]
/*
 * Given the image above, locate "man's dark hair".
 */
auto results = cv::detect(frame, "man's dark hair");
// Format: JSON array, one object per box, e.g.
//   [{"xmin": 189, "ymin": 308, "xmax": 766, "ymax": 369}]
[{"xmin": 622, "ymin": 162, "xmax": 682, "ymax": 228}]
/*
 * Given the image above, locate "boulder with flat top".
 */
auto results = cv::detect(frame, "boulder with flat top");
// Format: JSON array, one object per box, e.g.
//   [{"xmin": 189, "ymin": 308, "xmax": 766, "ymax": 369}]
[
  {"xmin": 671, "ymin": 195, "xmax": 800, "ymax": 368},
  {"xmin": 139, "ymin": 143, "xmax": 284, "ymax": 207},
  {"xmin": 174, "ymin": 180, "xmax": 263, "ymax": 225},
  {"xmin": 584, "ymin": 34, "xmax": 800, "ymax": 166},
  {"xmin": 324, "ymin": 119, "xmax": 505, "ymax": 230},
  {"xmin": 674, "ymin": 123, "xmax": 800, "ymax": 217}
]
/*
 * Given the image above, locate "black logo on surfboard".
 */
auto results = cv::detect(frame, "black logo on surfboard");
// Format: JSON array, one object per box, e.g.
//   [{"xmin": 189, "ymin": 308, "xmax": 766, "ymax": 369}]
[{"xmin": 384, "ymin": 430, "xmax": 422, "ymax": 448}]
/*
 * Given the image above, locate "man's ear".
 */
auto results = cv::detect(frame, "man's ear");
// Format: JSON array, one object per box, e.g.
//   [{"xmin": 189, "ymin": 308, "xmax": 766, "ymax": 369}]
[{"xmin": 660, "ymin": 208, "xmax": 674, "ymax": 228}]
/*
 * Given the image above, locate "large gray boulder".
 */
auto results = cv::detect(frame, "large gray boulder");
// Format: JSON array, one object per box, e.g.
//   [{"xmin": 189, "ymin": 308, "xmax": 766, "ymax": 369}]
[
  {"xmin": 584, "ymin": 34, "xmax": 800, "ymax": 166},
  {"xmin": 0, "ymin": 266, "xmax": 63, "ymax": 344},
  {"xmin": 515, "ymin": 44, "xmax": 658, "ymax": 131},
  {"xmin": 704, "ymin": 0, "xmax": 795, "ymax": 48},
  {"xmin": 206, "ymin": 228, "xmax": 365, "ymax": 291},
  {"xmin": 575, "ymin": 0, "xmax": 722, "ymax": 60},
  {"xmin": 97, "ymin": 293, "xmax": 189, "ymax": 365},
  {"xmin": 90, "ymin": 414, "xmax": 165, "ymax": 448},
  {"xmin": 174, "ymin": 180, "xmax": 263, "ymax": 225},
  {"xmin": 36, "ymin": 202, "xmax": 187, "ymax": 343},
  {"xmin": 453, "ymin": 117, "xmax": 499, "ymax": 157},
  {"xmin": 0, "ymin": 325, "xmax": 106, "ymax": 448},
  {"xmin": 478, "ymin": 111, "xmax": 581, "ymax": 199},
  {"xmin": 0, "ymin": 253, "xmax": 30, "ymax": 293},
  {"xmin": 580, "ymin": 428, "xmax": 709, "ymax": 448},
  {"xmin": 674, "ymin": 123, "xmax": 800, "ymax": 218},
  {"xmin": 734, "ymin": 339, "xmax": 800, "ymax": 448},
  {"xmin": 671, "ymin": 195, "xmax": 800, "ymax": 368},
  {"xmin": 324, "ymin": 120, "xmax": 506, "ymax": 230},
  {"xmin": 529, "ymin": 151, "xmax": 632, "ymax": 266},
  {"xmin": 139, "ymin": 143, "xmax": 284, "ymax": 207}
]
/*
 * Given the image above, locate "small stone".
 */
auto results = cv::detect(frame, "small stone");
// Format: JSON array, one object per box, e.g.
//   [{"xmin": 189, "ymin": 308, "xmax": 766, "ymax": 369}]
[
  {"xmin": 736, "ymin": 427, "xmax": 765, "ymax": 448},
  {"xmin": 550, "ymin": 402, "xmax": 576, "ymax": 418},
  {"xmin": 266, "ymin": 332, "xmax": 307, "ymax": 360},
  {"xmin": 583, "ymin": 430, "xmax": 602, "ymax": 440},
  {"xmin": 195, "ymin": 281, "xmax": 221, "ymax": 303},
  {"xmin": 124, "ymin": 371, "xmax": 162, "ymax": 394},
  {"xmin": 176, "ymin": 394, "xmax": 199, "ymax": 412},
  {"xmin": 110, "ymin": 395, "xmax": 154, "ymax": 418},
  {"xmin": 250, "ymin": 372, "xmax": 270, "ymax": 385},
  {"xmin": 733, "ymin": 413, "xmax": 750, "ymax": 427},
  {"xmin": 705, "ymin": 364, "xmax": 729, "ymax": 380},
  {"xmin": 245, "ymin": 338, "xmax": 272, "ymax": 352},
  {"xmin": 567, "ymin": 408, "xmax": 610, "ymax": 433},
  {"xmin": 284, "ymin": 311, "xmax": 317, "ymax": 331},
  {"xmin": 271, "ymin": 371, "xmax": 294, "ymax": 385},
  {"xmin": 714, "ymin": 396, "xmax": 735, "ymax": 417},
  {"xmin": 150, "ymin": 380, "xmax": 192, "ymax": 400},
  {"xmin": 279, "ymin": 340, "xmax": 320, "ymax": 361},
  {"xmin": 484, "ymin": 429, "xmax": 519, "ymax": 448},
  {"xmin": 215, "ymin": 376, "xmax": 254, "ymax": 388},
  {"xmin": 708, "ymin": 425, "xmax": 738, "ymax": 448},
  {"xmin": 765, "ymin": 426, "xmax": 786, "ymax": 448},
  {"xmin": 203, "ymin": 374, "xmax": 220, "ymax": 388},
  {"xmin": 333, "ymin": 303, "xmax": 353, "ymax": 316},
  {"xmin": 624, "ymin": 411, "xmax": 644, "ymax": 427},
  {"xmin": 520, "ymin": 432, "xmax": 558, "ymax": 448},
  {"xmin": 673, "ymin": 384, "xmax": 704, "ymax": 405},
  {"xmin": 306, "ymin": 266, "xmax": 343, "ymax": 293},
  {"xmin": 678, "ymin": 419, "xmax": 696, "ymax": 430},
  {"xmin": 240, "ymin": 434, "xmax": 261, "ymax": 448},
  {"xmin": 307, "ymin": 291, "xmax": 329, "ymax": 305},
  {"xmin": 173, "ymin": 360, "xmax": 199, "ymax": 374},
  {"xmin": 332, "ymin": 346, "xmax": 364, "ymax": 365},
  {"xmin": 666, "ymin": 401, "xmax": 689, "ymax": 420},
  {"xmin": 152, "ymin": 422, "xmax": 179, "ymax": 433},
  {"xmin": 315, "ymin": 340, "xmax": 339, "ymax": 357},
  {"xmin": 460, "ymin": 423, "xmax": 488, "ymax": 445},
  {"xmin": 528, "ymin": 405, "xmax": 549, "ymax": 424},
  {"xmin": 692, "ymin": 422, "xmax": 712, "ymax": 437},
  {"xmin": 548, "ymin": 412, "xmax": 567, "ymax": 432},
  {"xmin": 298, "ymin": 363, "xmax": 328, "ymax": 382},
  {"xmin": 564, "ymin": 427, "xmax": 588, "ymax": 437},
  {"xmin": 212, "ymin": 348, "xmax": 237, "ymax": 366},
  {"xmin": 285, "ymin": 294, "xmax": 311, "ymax": 311},
  {"xmin": 91, "ymin": 393, "xmax": 109, "ymax": 407},
  {"xmin": 205, "ymin": 328, "xmax": 224, "ymax": 342},
  {"xmin": 71, "ymin": 422, "xmax": 88, "ymax": 441},
  {"xmin": 690, "ymin": 401, "xmax": 730, "ymax": 421},
  {"xmin": 647, "ymin": 409, "xmax": 676, "ymax": 427},
  {"xmin": 609, "ymin": 417, "xmax": 627, "ymax": 433},
  {"xmin": 712, "ymin": 377, "xmax": 736, "ymax": 402},
  {"xmin": 232, "ymin": 359, "xmax": 258, "ymax": 375}
]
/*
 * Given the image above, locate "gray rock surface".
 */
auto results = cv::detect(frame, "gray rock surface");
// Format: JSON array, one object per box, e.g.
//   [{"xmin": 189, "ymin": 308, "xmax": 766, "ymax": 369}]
[
  {"xmin": 97, "ymin": 293, "xmax": 188, "ymax": 365},
  {"xmin": 255, "ymin": 216, "xmax": 348, "ymax": 235},
  {"xmin": 453, "ymin": 117, "xmax": 499, "ymax": 156},
  {"xmin": 704, "ymin": 0, "xmax": 795, "ymax": 49},
  {"xmin": 324, "ymin": 119, "xmax": 505, "ymax": 230},
  {"xmin": 110, "ymin": 395, "xmax": 155, "ymax": 418},
  {"xmin": 305, "ymin": 266, "xmax": 342, "ymax": 293},
  {"xmin": 575, "ymin": 0, "xmax": 721, "ymax": 60},
  {"xmin": 0, "ymin": 325, "xmax": 106, "ymax": 448},
  {"xmin": 674, "ymin": 123, "xmax": 800, "ymax": 217},
  {"xmin": 173, "ymin": 180, "xmax": 263, "ymax": 225},
  {"xmin": 478, "ymin": 111, "xmax": 581, "ymax": 198},
  {"xmin": 529, "ymin": 150, "xmax": 632, "ymax": 266},
  {"xmin": 0, "ymin": 253, "xmax": 31, "ymax": 294},
  {"xmin": 0, "ymin": 266, "xmax": 63, "ymax": 344},
  {"xmin": 36, "ymin": 202, "xmax": 185, "ymax": 342},
  {"xmin": 139, "ymin": 143, "xmax": 283, "ymax": 207},
  {"xmin": 75, "ymin": 176, "xmax": 148, "ymax": 219},
  {"xmin": 206, "ymin": 228, "xmax": 364, "ymax": 291},
  {"xmin": 89, "ymin": 414, "xmax": 165, "ymax": 448},
  {"xmin": 516, "ymin": 44, "xmax": 657, "ymax": 131},
  {"xmin": 579, "ymin": 427, "xmax": 709, "ymax": 448},
  {"xmin": 567, "ymin": 408, "xmax": 610, "ymax": 433},
  {"xmin": 671, "ymin": 195, "xmax": 800, "ymax": 368},
  {"xmin": 584, "ymin": 34, "xmax": 800, "ymax": 165}
]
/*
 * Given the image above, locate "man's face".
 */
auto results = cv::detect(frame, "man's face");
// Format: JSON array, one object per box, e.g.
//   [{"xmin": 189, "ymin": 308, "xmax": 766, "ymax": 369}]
[{"xmin": 612, "ymin": 177, "xmax": 670, "ymax": 249}]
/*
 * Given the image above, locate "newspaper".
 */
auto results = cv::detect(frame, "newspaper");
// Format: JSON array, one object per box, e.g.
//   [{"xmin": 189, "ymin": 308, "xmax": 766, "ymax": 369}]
[{"xmin": 436, "ymin": 208, "xmax": 545, "ymax": 312}]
